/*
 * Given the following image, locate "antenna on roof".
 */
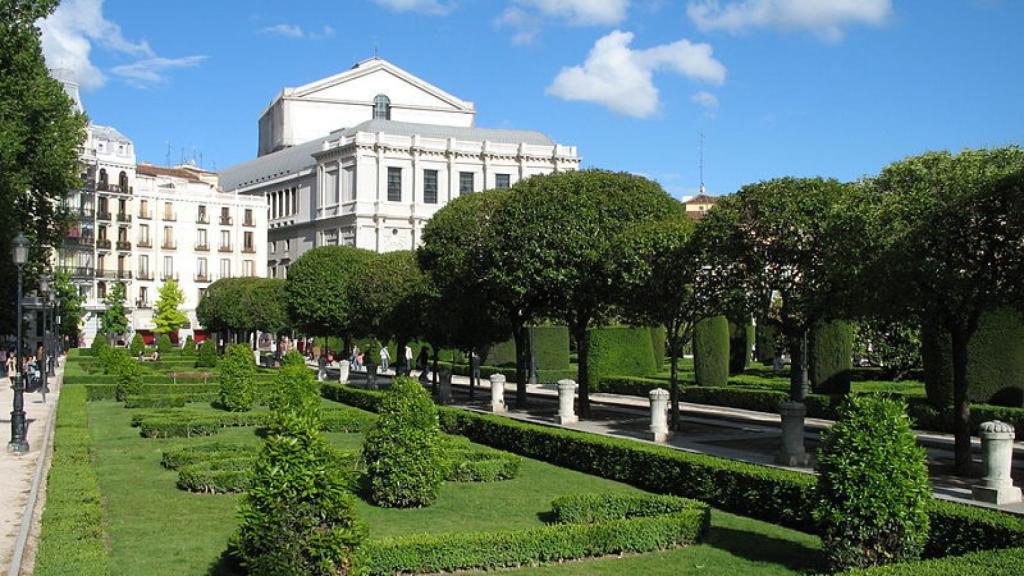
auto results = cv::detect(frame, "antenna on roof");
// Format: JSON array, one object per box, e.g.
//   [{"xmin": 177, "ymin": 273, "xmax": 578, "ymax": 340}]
[
  {"xmin": 373, "ymin": 37, "xmax": 379, "ymax": 59},
  {"xmin": 165, "ymin": 140, "xmax": 172, "ymax": 167},
  {"xmin": 698, "ymin": 132, "xmax": 706, "ymax": 196}
]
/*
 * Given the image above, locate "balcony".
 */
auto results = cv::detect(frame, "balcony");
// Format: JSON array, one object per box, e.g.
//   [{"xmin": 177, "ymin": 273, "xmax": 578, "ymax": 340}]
[
  {"xmin": 137, "ymin": 270, "xmax": 153, "ymax": 281},
  {"xmin": 65, "ymin": 235, "xmax": 95, "ymax": 248},
  {"xmin": 163, "ymin": 212, "xmax": 177, "ymax": 222},
  {"xmin": 97, "ymin": 269, "xmax": 132, "ymax": 280},
  {"xmin": 58, "ymin": 266, "xmax": 94, "ymax": 279},
  {"xmin": 97, "ymin": 210, "xmax": 112, "ymax": 221},
  {"xmin": 137, "ymin": 238, "xmax": 152, "ymax": 248},
  {"xmin": 135, "ymin": 298, "xmax": 151, "ymax": 309},
  {"xmin": 116, "ymin": 240, "xmax": 132, "ymax": 251},
  {"xmin": 194, "ymin": 243, "xmax": 209, "ymax": 252},
  {"xmin": 96, "ymin": 239, "xmax": 112, "ymax": 250},
  {"xmin": 116, "ymin": 213, "xmax": 132, "ymax": 223},
  {"xmin": 196, "ymin": 214, "xmax": 210, "ymax": 224},
  {"xmin": 194, "ymin": 272, "xmax": 211, "ymax": 283},
  {"xmin": 69, "ymin": 207, "xmax": 94, "ymax": 219},
  {"xmin": 218, "ymin": 244, "xmax": 232, "ymax": 253},
  {"xmin": 161, "ymin": 240, "xmax": 177, "ymax": 250},
  {"xmin": 160, "ymin": 271, "xmax": 179, "ymax": 281},
  {"xmin": 242, "ymin": 245, "xmax": 256, "ymax": 254},
  {"xmin": 220, "ymin": 216, "xmax": 233, "ymax": 226}
]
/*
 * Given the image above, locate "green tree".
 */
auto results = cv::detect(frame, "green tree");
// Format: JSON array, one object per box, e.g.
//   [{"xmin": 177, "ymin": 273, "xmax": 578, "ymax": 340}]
[
  {"xmin": 219, "ymin": 344, "xmax": 256, "ymax": 411},
  {"xmin": 854, "ymin": 320, "xmax": 921, "ymax": 382},
  {"xmin": 195, "ymin": 340, "xmax": 218, "ymax": 368},
  {"xmin": 245, "ymin": 278, "xmax": 290, "ymax": 338},
  {"xmin": 700, "ymin": 178, "xmax": 872, "ymax": 400},
  {"xmin": 350, "ymin": 251, "xmax": 423, "ymax": 344},
  {"xmin": 152, "ymin": 278, "xmax": 188, "ymax": 334},
  {"xmin": 128, "ymin": 334, "xmax": 144, "ymax": 356},
  {"xmin": 494, "ymin": 170, "xmax": 679, "ymax": 416},
  {"xmin": 100, "ymin": 282, "xmax": 129, "ymax": 342},
  {"xmin": 114, "ymin": 352, "xmax": 143, "ymax": 402},
  {"xmin": 870, "ymin": 146, "xmax": 1024, "ymax": 474},
  {"xmin": 0, "ymin": 1, "xmax": 87, "ymax": 335},
  {"xmin": 53, "ymin": 269, "xmax": 84, "ymax": 345},
  {"xmin": 815, "ymin": 396, "xmax": 930, "ymax": 572},
  {"xmin": 285, "ymin": 246, "xmax": 376, "ymax": 345}
]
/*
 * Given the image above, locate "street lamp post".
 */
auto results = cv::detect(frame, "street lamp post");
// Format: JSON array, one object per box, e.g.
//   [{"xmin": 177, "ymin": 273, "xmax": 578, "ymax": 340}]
[
  {"xmin": 39, "ymin": 273, "xmax": 52, "ymax": 378},
  {"xmin": 8, "ymin": 233, "xmax": 30, "ymax": 453},
  {"xmin": 47, "ymin": 291, "xmax": 56, "ymax": 376}
]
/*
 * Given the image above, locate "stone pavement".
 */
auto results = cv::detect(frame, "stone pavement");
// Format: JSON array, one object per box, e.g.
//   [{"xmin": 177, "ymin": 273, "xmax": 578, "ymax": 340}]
[
  {"xmin": 444, "ymin": 375, "xmax": 1024, "ymax": 516},
  {"xmin": 0, "ymin": 362, "xmax": 62, "ymax": 576}
]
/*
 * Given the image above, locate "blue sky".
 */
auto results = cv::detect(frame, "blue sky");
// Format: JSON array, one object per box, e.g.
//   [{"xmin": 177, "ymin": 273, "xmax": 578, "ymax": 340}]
[{"xmin": 39, "ymin": 0, "xmax": 1024, "ymax": 198}]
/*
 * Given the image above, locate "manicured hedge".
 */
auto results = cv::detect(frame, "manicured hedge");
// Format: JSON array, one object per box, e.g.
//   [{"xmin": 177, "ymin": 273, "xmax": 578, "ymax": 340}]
[
  {"xmin": 33, "ymin": 386, "xmax": 111, "ymax": 576},
  {"xmin": 531, "ymin": 325, "xmax": 571, "ymax": 370},
  {"xmin": 650, "ymin": 326, "xmax": 667, "ymax": 367},
  {"xmin": 755, "ymin": 322, "xmax": 780, "ymax": 364},
  {"xmin": 134, "ymin": 405, "xmax": 374, "ymax": 438},
  {"xmin": 161, "ymin": 442, "xmax": 256, "ymax": 470},
  {"xmin": 123, "ymin": 394, "xmax": 189, "ymax": 409},
  {"xmin": 177, "ymin": 458, "xmax": 253, "ymax": 494},
  {"xmin": 442, "ymin": 362, "xmax": 576, "ymax": 384},
  {"xmin": 354, "ymin": 494, "xmax": 708, "ymax": 575},
  {"xmin": 85, "ymin": 383, "xmax": 220, "ymax": 402},
  {"xmin": 845, "ymin": 546, "xmax": 1024, "ymax": 575},
  {"xmin": 586, "ymin": 326, "xmax": 657, "ymax": 385},
  {"xmin": 923, "ymin": 306, "xmax": 1024, "ymax": 407},
  {"xmin": 728, "ymin": 318, "xmax": 754, "ymax": 375},
  {"xmin": 693, "ymin": 316, "xmax": 729, "ymax": 387},
  {"xmin": 810, "ymin": 320, "xmax": 854, "ymax": 394}
]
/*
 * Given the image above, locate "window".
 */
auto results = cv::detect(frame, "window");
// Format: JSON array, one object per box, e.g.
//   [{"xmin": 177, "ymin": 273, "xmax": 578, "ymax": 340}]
[
  {"xmin": 459, "ymin": 172, "xmax": 474, "ymax": 195},
  {"xmin": 243, "ymin": 260, "xmax": 254, "ymax": 277},
  {"xmin": 244, "ymin": 231, "xmax": 254, "ymax": 251},
  {"xmin": 292, "ymin": 187, "xmax": 298, "ymax": 213},
  {"xmin": 163, "ymin": 255, "xmax": 173, "ymax": 278},
  {"xmin": 220, "ymin": 230, "xmax": 231, "ymax": 250},
  {"xmin": 324, "ymin": 169, "xmax": 339, "ymax": 205},
  {"xmin": 219, "ymin": 259, "xmax": 231, "ymax": 278},
  {"xmin": 139, "ymin": 224, "xmax": 149, "ymax": 243},
  {"xmin": 197, "ymin": 228, "xmax": 207, "ymax": 247},
  {"xmin": 163, "ymin": 226, "xmax": 174, "ymax": 248},
  {"xmin": 138, "ymin": 255, "xmax": 149, "ymax": 275},
  {"xmin": 387, "ymin": 167, "xmax": 401, "ymax": 202},
  {"xmin": 197, "ymin": 257, "xmax": 207, "ymax": 278},
  {"xmin": 197, "ymin": 205, "xmax": 207, "ymax": 223},
  {"xmin": 163, "ymin": 202, "xmax": 174, "ymax": 220},
  {"xmin": 220, "ymin": 207, "xmax": 231, "ymax": 225},
  {"xmin": 342, "ymin": 167, "xmax": 355, "ymax": 202},
  {"xmin": 139, "ymin": 199, "xmax": 149, "ymax": 218},
  {"xmin": 139, "ymin": 286, "xmax": 148, "ymax": 305},
  {"xmin": 423, "ymin": 169, "xmax": 438, "ymax": 204},
  {"xmin": 118, "ymin": 171, "xmax": 128, "ymax": 191},
  {"xmin": 98, "ymin": 168, "xmax": 108, "ymax": 190},
  {"xmin": 269, "ymin": 241, "xmax": 275, "ymax": 254},
  {"xmin": 97, "ymin": 281, "xmax": 107, "ymax": 300},
  {"xmin": 373, "ymin": 94, "xmax": 391, "ymax": 120},
  {"xmin": 283, "ymin": 240, "xmax": 290, "ymax": 252},
  {"xmin": 495, "ymin": 173, "xmax": 511, "ymax": 189},
  {"xmin": 98, "ymin": 225, "xmax": 107, "ymax": 241},
  {"xmin": 245, "ymin": 208, "xmax": 253, "ymax": 225}
]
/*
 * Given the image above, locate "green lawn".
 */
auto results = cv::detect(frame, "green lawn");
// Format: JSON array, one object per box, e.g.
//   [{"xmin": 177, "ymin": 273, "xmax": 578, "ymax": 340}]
[{"xmin": 87, "ymin": 398, "xmax": 822, "ymax": 575}]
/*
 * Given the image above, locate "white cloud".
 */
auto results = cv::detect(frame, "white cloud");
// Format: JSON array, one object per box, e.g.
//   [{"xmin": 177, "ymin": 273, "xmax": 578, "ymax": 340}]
[
  {"xmin": 372, "ymin": 0, "xmax": 456, "ymax": 15},
  {"xmin": 691, "ymin": 90, "xmax": 719, "ymax": 109},
  {"xmin": 497, "ymin": 0, "xmax": 630, "ymax": 44},
  {"xmin": 547, "ymin": 30, "xmax": 725, "ymax": 118},
  {"xmin": 687, "ymin": 0, "xmax": 892, "ymax": 41},
  {"xmin": 111, "ymin": 56, "xmax": 207, "ymax": 88},
  {"xmin": 38, "ymin": 0, "xmax": 203, "ymax": 89},
  {"xmin": 260, "ymin": 24, "xmax": 335, "ymax": 39}
]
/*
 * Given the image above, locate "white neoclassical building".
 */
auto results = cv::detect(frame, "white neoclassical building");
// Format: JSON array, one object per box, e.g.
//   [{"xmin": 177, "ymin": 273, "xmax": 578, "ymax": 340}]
[{"xmin": 219, "ymin": 57, "xmax": 580, "ymax": 278}]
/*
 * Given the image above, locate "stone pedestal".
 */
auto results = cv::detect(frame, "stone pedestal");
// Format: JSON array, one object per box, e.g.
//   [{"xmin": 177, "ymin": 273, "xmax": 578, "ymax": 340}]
[
  {"xmin": 338, "ymin": 360, "xmax": 350, "ymax": 384},
  {"xmin": 649, "ymin": 388, "xmax": 672, "ymax": 442},
  {"xmin": 490, "ymin": 374, "xmax": 506, "ymax": 413},
  {"xmin": 366, "ymin": 363, "xmax": 379, "ymax": 390},
  {"xmin": 438, "ymin": 369, "xmax": 452, "ymax": 405},
  {"xmin": 776, "ymin": 401, "xmax": 810, "ymax": 467},
  {"xmin": 556, "ymin": 379, "xmax": 578, "ymax": 424},
  {"xmin": 973, "ymin": 420, "xmax": 1022, "ymax": 505}
]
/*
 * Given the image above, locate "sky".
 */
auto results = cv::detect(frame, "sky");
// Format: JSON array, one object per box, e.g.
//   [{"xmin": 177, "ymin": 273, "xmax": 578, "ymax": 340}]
[{"xmin": 38, "ymin": 0, "xmax": 1024, "ymax": 199}]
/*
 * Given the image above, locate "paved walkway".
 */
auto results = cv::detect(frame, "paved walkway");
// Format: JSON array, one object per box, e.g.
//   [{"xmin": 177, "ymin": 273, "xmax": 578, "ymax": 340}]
[
  {"xmin": 442, "ymin": 375, "xmax": 1024, "ymax": 516},
  {"xmin": 0, "ymin": 362, "xmax": 62, "ymax": 576}
]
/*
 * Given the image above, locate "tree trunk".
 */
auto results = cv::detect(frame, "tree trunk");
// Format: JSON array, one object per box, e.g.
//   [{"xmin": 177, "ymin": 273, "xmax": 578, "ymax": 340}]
[
  {"xmin": 574, "ymin": 325, "xmax": 592, "ymax": 419},
  {"xmin": 431, "ymin": 345, "xmax": 440, "ymax": 396},
  {"xmin": 951, "ymin": 327, "xmax": 973, "ymax": 476},
  {"xmin": 668, "ymin": 335, "xmax": 681, "ymax": 430},
  {"xmin": 513, "ymin": 324, "xmax": 529, "ymax": 408}
]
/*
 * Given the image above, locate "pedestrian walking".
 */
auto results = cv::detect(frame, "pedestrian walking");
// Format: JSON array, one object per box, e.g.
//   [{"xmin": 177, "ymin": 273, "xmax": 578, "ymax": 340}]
[
  {"xmin": 380, "ymin": 345, "xmax": 390, "ymax": 372},
  {"xmin": 417, "ymin": 346, "xmax": 430, "ymax": 382}
]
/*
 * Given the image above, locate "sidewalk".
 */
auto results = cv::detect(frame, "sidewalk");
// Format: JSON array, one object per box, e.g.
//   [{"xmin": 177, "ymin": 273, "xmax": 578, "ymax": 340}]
[
  {"xmin": 445, "ymin": 374, "xmax": 1024, "ymax": 516},
  {"xmin": 0, "ymin": 362, "xmax": 62, "ymax": 575}
]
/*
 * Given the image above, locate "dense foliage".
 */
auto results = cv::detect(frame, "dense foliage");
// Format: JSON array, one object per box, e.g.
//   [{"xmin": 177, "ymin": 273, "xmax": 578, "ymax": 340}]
[
  {"xmin": 815, "ymin": 396, "xmax": 930, "ymax": 572},
  {"xmin": 113, "ymin": 352, "xmax": 143, "ymax": 401},
  {"xmin": 809, "ymin": 320, "xmax": 854, "ymax": 394},
  {"xmin": 100, "ymin": 282, "xmax": 129, "ymax": 339},
  {"xmin": 129, "ymin": 334, "xmax": 144, "ymax": 356},
  {"xmin": 156, "ymin": 333, "xmax": 173, "ymax": 354},
  {"xmin": 218, "ymin": 344, "xmax": 256, "ymax": 411},
  {"xmin": 854, "ymin": 319, "xmax": 921, "ymax": 382},
  {"xmin": 197, "ymin": 277, "xmax": 290, "ymax": 339},
  {"xmin": 693, "ymin": 315, "xmax": 729, "ymax": 387},
  {"xmin": 285, "ymin": 246, "xmax": 375, "ymax": 338},
  {"xmin": 195, "ymin": 341, "xmax": 218, "ymax": 368},
  {"xmin": 153, "ymin": 278, "xmax": 188, "ymax": 334},
  {"xmin": 362, "ymin": 377, "xmax": 446, "ymax": 508}
]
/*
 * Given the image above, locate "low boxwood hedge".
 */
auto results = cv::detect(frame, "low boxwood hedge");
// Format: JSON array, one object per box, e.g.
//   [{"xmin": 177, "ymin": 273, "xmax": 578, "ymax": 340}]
[
  {"xmin": 161, "ymin": 442, "xmax": 256, "ymax": 470},
  {"xmin": 177, "ymin": 457, "xmax": 253, "ymax": 494},
  {"xmin": 135, "ymin": 405, "xmax": 374, "ymax": 438},
  {"xmin": 353, "ymin": 493, "xmax": 709, "ymax": 575},
  {"xmin": 86, "ymin": 383, "xmax": 221, "ymax": 402},
  {"xmin": 844, "ymin": 546, "xmax": 1024, "ymax": 575},
  {"xmin": 123, "ymin": 394, "xmax": 191, "ymax": 409},
  {"xmin": 445, "ymin": 449, "xmax": 521, "ymax": 482},
  {"xmin": 33, "ymin": 386, "xmax": 111, "ymax": 576},
  {"xmin": 551, "ymin": 493, "xmax": 699, "ymax": 524}
]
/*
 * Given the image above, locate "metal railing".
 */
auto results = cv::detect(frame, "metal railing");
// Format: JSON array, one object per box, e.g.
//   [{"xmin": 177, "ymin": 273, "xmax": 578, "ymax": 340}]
[
  {"xmin": 96, "ymin": 239, "xmax": 112, "ymax": 250},
  {"xmin": 116, "ymin": 240, "xmax": 131, "ymax": 251},
  {"xmin": 161, "ymin": 240, "xmax": 177, "ymax": 250},
  {"xmin": 220, "ymin": 216, "xmax": 233, "ymax": 225},
  {"xmin": 194, "ymin": 243, "xmax": 209, "ymax": 251},
  {"xmin": 97, "ymin": 211, "xmax": 112, "ymax": 221},
  {"xmin": 218, "ymin": 244, "xmax": 232, "ymax": 252},
  {"xmin": 116, "ymin": 213, "xmax": 132, "ymax": 223}
]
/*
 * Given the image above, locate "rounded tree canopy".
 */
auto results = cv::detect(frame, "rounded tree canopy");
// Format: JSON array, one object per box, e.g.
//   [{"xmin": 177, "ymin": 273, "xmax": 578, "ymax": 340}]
[
  {"xmin": 285, "ymin": 245, "xmax": 376, "ymax": 337},
  {"xmin": 350, "ymin": 250, "xmax": 426, "ymax": 343}
]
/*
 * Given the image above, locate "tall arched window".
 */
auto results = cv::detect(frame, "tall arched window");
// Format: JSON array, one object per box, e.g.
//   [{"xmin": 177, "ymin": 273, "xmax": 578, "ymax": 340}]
[
  {"xmin": 373, "ymin": 94, "xmax": 391, "ymax": 120},
  {"xmin": 118, "ymin": 171, "xmax": 128, "ymax": 192},
  {"xmin": 98, "ymin": 168, "xmax": 108, "ymax": 190}
]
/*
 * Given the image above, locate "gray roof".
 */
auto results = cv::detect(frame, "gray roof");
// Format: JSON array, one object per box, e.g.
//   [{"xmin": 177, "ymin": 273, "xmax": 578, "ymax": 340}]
[
  {"xmin": 218, "ymin": 119, "xmax": 554, "ymax": 192},
  {"xmin": 90, "ymin": 124, "xmax": 132, "ymax": 145}
]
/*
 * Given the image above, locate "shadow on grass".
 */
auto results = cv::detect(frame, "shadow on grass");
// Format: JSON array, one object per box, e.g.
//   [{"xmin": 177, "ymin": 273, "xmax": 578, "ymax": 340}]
[
  {"xmin": 705, "ymin": 525, "xmax": 824, "ymax": 573},
  {"xmin": 207, "ymin": 548, "xmax": 243, "ymax": 576}
]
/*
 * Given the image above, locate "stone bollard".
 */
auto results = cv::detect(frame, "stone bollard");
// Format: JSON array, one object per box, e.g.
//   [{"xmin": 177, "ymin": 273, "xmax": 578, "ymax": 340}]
[
  {"xmin": 556, "ymin": 379, "xmax": 578, "ymax": 424},
  {"xmin": 649, "ymin": 388, "xmax": 672, "ymax": 442},
  {"xmin": 490, "ymin": 373, "xmax": 506, "ymax": 413},
  {"xmin": 776, "ymin": 401, "xmax": 810, "ymax": 467},
  {"xmin": 438, "ymin": 369, "xmax": 452, "ymax": 405},
  {"xmin": 338, "ymin": 360, "xmax": 350, "ymax": 384},
  {"xmin": 972, "ymin": 421, "xmax": 1022, "ymax": 505}
]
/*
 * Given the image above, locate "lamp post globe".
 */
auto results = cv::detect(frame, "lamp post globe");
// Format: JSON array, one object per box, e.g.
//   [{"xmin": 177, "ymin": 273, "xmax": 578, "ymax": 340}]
[{"xmin": 8, "ymin": 233, "xmax": 30, "ymax": 453}]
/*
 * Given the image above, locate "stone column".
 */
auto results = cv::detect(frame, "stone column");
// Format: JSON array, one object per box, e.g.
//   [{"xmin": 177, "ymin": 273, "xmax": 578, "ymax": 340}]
[
  {"xmin": 649, "ymin": 388, "xmax": 671, "ymax": 442},
  {"xmin": 337, "ymin": 360, "xmax": 350, "ymax": 384},
  {"xmin": 556, "ymin": 379, "xmax": 578, "ymax": 424},
  {"xmin": 776, "ymin": 401, "xmax": 809, "ymax": 467},
  {"xmin": 972, "ymin": 420, "xmax": 1022, "ymax": 505},
  {"xmin": 490, "ymin": 373, "xmax": 506, "ymax": 413},
  {"xmin": 438, "ymin": 369, "xmax": 452, "ymax": 405}
]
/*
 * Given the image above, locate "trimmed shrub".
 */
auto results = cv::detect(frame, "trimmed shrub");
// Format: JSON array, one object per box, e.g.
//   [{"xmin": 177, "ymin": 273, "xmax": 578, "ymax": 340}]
[
  {"xmin": 161, "ymin": 443, "xmax": 256, "ymax": 470},
  {"xmin": 89, "ymin": 335, "xmax": 108, "ymax": 357},
  {"xmin": 443, "ymin": 438, "xmax": 521, "ymax": 482},
  {"xmin": 129, "ymin": 334, "xmax": 145, "ymax": 356},
  {"xmin": 650, "ymin": 326, "xmax": 667, "ymax": 367},
  {"xmin": 236, "ymin": 410, "xmax": 367, "ymax": 576},
  {"xmin": 114, "ymin": 353, "xmax": 143, "ymax": 402},
  {"xmin": 177, "ymin": 458, "xmax": 253, "ymax": 494},
  {"xmin": 156, "ymin": 333, "xmax": 174, "ymax": 354},
  {"xmin": 693, "ymin": 316, "xmax": 729, "ymax": 387},
  {"xmin": 586, "ymin": 326, "xmax": 657, "ymax": 386},
  {"xmin": 810, "ymin": 320, "xmax": 854, "ymax": 394},
  {"xmin": 846, "ymin": 547, "xmax": 1024, "ymax": 575},
  {"xmin": 267, "ymin": 362, "xmax": 321, "ymax": 415},
  {"xmin": 123, "ymin": 394, "xmax": 187, "ymax": 409},
  {"xmin": 196, "ymin": 341, "xmax": 218, "ymax": 368},
  {"xmin": 219, "ymin": 344, "xmax": 256, "ymax": 411},
  {"xmin": 531, "ymin": 325, "xmax": 571, "ymax": 370},
  {"xmin": 551, "ymin": 493, "xmax": 699, "ymax": 524},
  {"xmin": 32, "ymin": 386, "xmax": 111, "ymax": 576},
  {"xmin": 755, "ymin": 322, "xmax": 781, "ymax": 364},
  {"xmin": 182, "ymin": 335, "xmax": 196, "ymax": 356},
  {"xmin": 815, "ymin": 396, "xmax": 930, "ymax": 572},
  {"xmin": 281, "ymin": 350, "xmax": 306, "ymax": 368},
  {"xmin": 362, "ymin": 377, "xmax": 446, "ymax": 508},
  {"xmin": 922, "ymin": 306, "xmax": 1024, "ymax": 407},
  {"xmin": 728, "ymin": 318, "xmax": 754, "ymax": 375}
]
